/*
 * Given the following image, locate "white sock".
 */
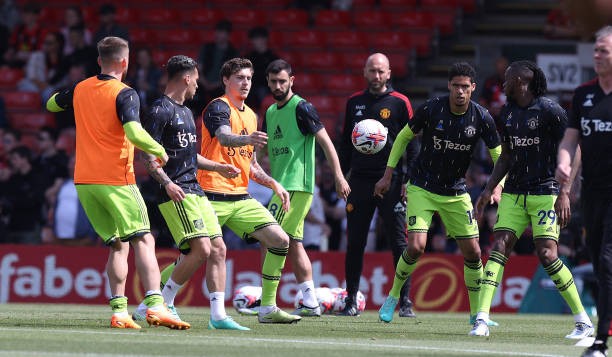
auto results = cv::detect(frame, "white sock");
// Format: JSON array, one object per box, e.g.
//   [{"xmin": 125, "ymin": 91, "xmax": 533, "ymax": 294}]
[
  {"xmin": 476, "ymin": 312, "xmax": 489, "ymax": 321},
  {"xmin": 136, "ymin": 302, "xmax": 147, "ymax": 315},
  {"xmin": 299, "ymin": 281, "xmax": 317, "ymax": 307},
  {"xmin": 575, "ymin": 311, "xmax": 592, "ymax": 325},
  {"xmin": 209, "ymin": 292, "xmax": 226, "ymax": 321},
  {"xmin": 161, "ymin": 278, "xmax": 182, "ymax": 306},
  {"xmin": 258, "ymin": 305, "xmax": 275, "ymax": 315},
  {"xmin": 113, "ymin": 311, "xmax": 129, "ymax": 317}
]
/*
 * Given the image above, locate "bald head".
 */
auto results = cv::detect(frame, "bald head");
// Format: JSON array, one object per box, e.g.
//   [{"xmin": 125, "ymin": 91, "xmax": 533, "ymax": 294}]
[{"xmin": 364, "ymin": 53, "xmax": 391, "ymax": 95}]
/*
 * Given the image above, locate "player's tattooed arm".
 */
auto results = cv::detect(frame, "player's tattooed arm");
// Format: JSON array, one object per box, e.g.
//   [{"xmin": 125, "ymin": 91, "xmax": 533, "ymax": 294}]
[
  {"xmin": 250, "ymin": 152, "xmax": 290, "ymax": 212},
  {"xmin": 142, "ymin": 152, "xmax": 172, "ymax": 187},
  {"xmin": 215, "ymin": 125, "xmax": 268, "ymax": 149}
]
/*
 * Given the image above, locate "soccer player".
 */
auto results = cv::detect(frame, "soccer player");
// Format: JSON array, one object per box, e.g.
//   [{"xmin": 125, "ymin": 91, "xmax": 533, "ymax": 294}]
[
  {"xmin": 135, "ymin": 55, "xmax": 248, "ymax": 330},
  {"xmin": 557, "ymin": 26, "xmax": 612, "ymax": 357},
  {"xmin": 161, "ymin": 58, "xmax": 300, "ymax": 324},
  {"xmin": 262, "ymin": 59, "xmax": 350, "ymax": 316},
  {"xmin": 45, "ymin": 36, "xmax": 188, "ymax": 330},
  {"xmin": 338, "ymin": 53, "xmax": 417, "ymax": 317},
  {"xmin": 375, "ymin": 62, "xmax": 502, "ymax": 324},
  {"xmin": 470, "ymin": 60, "xmax": 593, "ymax": 338}
]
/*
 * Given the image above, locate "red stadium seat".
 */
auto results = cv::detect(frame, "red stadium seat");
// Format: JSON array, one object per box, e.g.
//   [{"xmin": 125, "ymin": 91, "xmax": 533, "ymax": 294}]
[
  {"xmin": 380, "ymin": 0, "xmax": 419, "ymax": 10},
  {"xmin": 319, "ymin": 114, "xmax": 341, "ymax": 141},
  {"xmin": 406, "ymin": 30, "xmax": 434, "ymax": 57},
  {"xmin": 426, "ymin": 9, "xmax": 458, "ymax": 36},
  {"xmin": 225, "ymin": 9, "xmax": 266, "ymax": 29},
  {"xmin": 325, "ymin": 31, "xmax": 367, "ymax": 52},
  {"xmin": 38, "ymin": 8, "xmax": 63, "ymax": 26},
  {"xmin": 339, "ymin": 52, "xmax": 369, "ymax": 74},
  {"xmin": 151, "ymin": 50, "xmax": 175, "ymax": 66},
  {"xmin": 456, "ymin": 0, "xmax": 477, "ymax": 13},
  {"xmin": 139, "ymin": 8, "xmax": 179, "ymax": 27},
  {"xmin": 314, "ymin": 10, "xmax": 352, "ymax": 30},
  {"xmin": 257, "ymin": 0, "xmax": 291, "ymax": 9},
  {"xmin": 391, "ymin": 11, "xmax": 433, "ymax": 31},
  {"xmin": 302, "ymin": 52, "xmax": 341, "ymax": 72},
  {"xmin": 8, "ymin": 113, "xmax": 55, "ymax": 132},
  {"xmin": 114, "ymin": 7, "xmax": 134, "ymax": 25},
  {"xmin": 152, "ymin": 29, "xmax": 195, "ymax": 47},
  {"xmin": 3, "ymin": 92, "xmax": 41, "ymax": 111},
  {"xmin": 19, "ymin": 133, "xmax": 38, "ymax": 154},
  {"xmin": 352, "ymin": 0, "xmax": 378, "ymax": 10},
  {"xmin": 276, "ymin": 51, "xmax": 303, "ymax": 69},
  {"xmin": 308, "ymin": 95, "xmax": 342, "ymax": 115},
  {"xmin": 367, "ymin": 32, "xmax": 410, "ymax": 53},
  {"xmin": 352, "ymin": 11, "xmax": 391, "ymax": 31},
  {"xmin": 421, "ymin": 0, "xmax": 458, "ymax": 10},
  {"xmin": 188, "ymin": 8, "xmax": 224, "ymax": 27},
  {"xmin": 293, "ymin": 73, "xmax": 324, "ymax": 96},
  {"xmin": 387, "ymin": 53, "xmax": 411, "ymax": 78},
  {"xmin": 268, "ymin": 9, "xmax": 309, "ymax": 30},
  {"xmin": 0, "ymin": 68, "xmax": 24, "ymax": 90},
  {"xmin": 285, "ymin": 30, "xmax": 325, "ymax": 51},
  {"xmin": 325, "ymin": 74, "xmax": 363, "ymax": 96},
  {"xmin": 129, "ymin": 29, "xmax": 151, "ymax": 47}
]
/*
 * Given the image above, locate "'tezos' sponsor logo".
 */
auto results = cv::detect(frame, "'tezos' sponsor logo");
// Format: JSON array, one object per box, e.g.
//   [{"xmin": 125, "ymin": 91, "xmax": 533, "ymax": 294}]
[
  {"xmin": 432, "ymin": 136, "xmax": 472, "ymax": 151},
  {"xmin": 581, "ymin": 117, "xmax": 612, "ymax": 136},
  {"xmin": 509, "ymin": 136, "xmax": 540, "ymax": 148}
]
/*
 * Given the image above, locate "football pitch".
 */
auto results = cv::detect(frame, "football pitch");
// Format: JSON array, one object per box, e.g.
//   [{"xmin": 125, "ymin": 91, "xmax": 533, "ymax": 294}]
[{"xmin": 0, "ymin": 303, "xmax": 588, "ymax": 357}]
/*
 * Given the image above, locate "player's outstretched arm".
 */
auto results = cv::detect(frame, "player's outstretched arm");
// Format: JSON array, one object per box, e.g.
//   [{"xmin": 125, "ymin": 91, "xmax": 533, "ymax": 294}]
[
  {"xmin": 374, "ymin": 124, "xmax": 414, "ymax": 198},
  {"xmin": 196, "ymin": 154, "xmax": 240, "ymax": 179},
  {"xmin": 315, "ymin": 128, "xmax": 350, "ymax": 200},
  {"xmin": 123, "ymin": 121, "xmax": 168, "ymax": 166},
  {"xmin": 215, "ymin": 125, "xmax": 268, "ymax": 149}
]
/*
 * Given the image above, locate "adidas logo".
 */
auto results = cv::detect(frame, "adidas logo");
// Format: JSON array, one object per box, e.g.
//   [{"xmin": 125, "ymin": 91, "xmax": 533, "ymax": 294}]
[
  {"xmin": 274, "ymin": 125, "xmax": 283, "ymax": 140},
  {"xmin": 546, "ymin": 227, "xmax": 554, "ymax": 232}
]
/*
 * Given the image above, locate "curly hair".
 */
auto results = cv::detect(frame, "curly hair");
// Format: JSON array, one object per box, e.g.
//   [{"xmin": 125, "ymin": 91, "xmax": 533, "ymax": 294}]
[
  {"xmin": 448, "ymin": 62, "xmax": 476, "ymax": 83},
  {"xmin": 509, "ymin": 60, "xmax": 547, "ymax": 97}
]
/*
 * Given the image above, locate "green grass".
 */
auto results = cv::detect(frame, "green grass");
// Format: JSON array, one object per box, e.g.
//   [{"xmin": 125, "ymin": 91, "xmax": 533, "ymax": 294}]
[{"xmin": 0, "ymin": 303, "xmax": 589, "ymax": 356}]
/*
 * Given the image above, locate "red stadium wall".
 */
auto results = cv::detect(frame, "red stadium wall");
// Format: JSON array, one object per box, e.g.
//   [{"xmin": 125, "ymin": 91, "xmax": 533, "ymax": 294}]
[{"xmin": 0, "ymin": 245, "xmax": 539, "ymax": 312}]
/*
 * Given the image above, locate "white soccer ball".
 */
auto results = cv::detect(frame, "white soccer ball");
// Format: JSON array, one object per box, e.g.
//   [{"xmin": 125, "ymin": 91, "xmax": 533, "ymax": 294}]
[
  {"xmin": 232, "ymin": 285, "xmax": 261, "ymax": 315},
  {"xmin": 294, "ymin": 287, "xmax": 336, "ymax": 314},
  {"xmin": 330, "ymin": 288, "xmax": 366, "ymax": 313},
  {"xmin": 351, "ymin": 119, "xmax": 388, "ymax": 155}
]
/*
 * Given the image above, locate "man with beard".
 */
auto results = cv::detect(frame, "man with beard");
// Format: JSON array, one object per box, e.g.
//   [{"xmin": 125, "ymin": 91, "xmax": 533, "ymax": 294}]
[
  {"xmin": 262, "ymin": 59, "xmax": 350, "ymax": 316},
  {"xmin": 375, "ymin": 62, "xmax": 502, "ymax": 326},
  {"xmin": 137, "ymin": 55, "xmax": 249, "ymax": 330},
  {"xmin": 470, "ymin": 60, "xmax": 593, "ymax": 339},
  {"xmin": 338, "ymin": 53, "xmax": 417, "ymax": 317}
]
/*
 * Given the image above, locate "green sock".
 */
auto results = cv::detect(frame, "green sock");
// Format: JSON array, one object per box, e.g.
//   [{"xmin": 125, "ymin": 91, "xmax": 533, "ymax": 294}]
[
  {"xmin": 160, "ymin": 260, "xmax": 177, "ymax": 290},
  {"xmin": 109, "ymin": 296, "xmax": 128, "ymax": 313},
  {"xmin": 478, "ymin": 250, "xmax": 508, "ymax": 315},
  {"xmin": 143, "ymin": 293, "xmax": 164, "ymax": 308},
  {"xmin": 389, "ymin": 249, "xmax": 418, "ymax": 299},
  {"xmin": 464, "ymin": 259, "xmax": 483, "ymax": 316},
  {"xmin": 261, "ymin": 247, "xmax": 288, "ymax": 306},
  {"xmin": 544, "ymin": 258, "xmax": 585, "ymax": 314}
]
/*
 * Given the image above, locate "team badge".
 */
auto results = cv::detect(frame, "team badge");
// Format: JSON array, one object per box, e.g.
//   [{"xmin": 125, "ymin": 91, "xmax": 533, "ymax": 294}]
[
  {"xmin": 346, "ymin": 203, "xmax": 354, "ymax": 213},
  {"xmin": 380, "ymin": 108, "xmax": 391, "ymax": 119},
  {"xmin": 408, "ymin": 216, "xmax": 416, "ymax": 226},
  {"xmin": 527, "ymin": 117, "xmax": 538, "ymax": 130},
  {"xmin": 193, "ymin": 219, "xmax": 204, "ymax": 230},
  {"xmin": 464, "ymin": 125, "xmax": 476, "ymax": 137}
]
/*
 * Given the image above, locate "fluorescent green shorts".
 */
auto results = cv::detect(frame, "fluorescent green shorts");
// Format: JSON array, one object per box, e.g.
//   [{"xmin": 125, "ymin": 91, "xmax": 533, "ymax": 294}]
[
  {"xmin": 268, "ymin": 191, "xmax": 313, "ymax": 241},
  {"xmin": 210, "ymin": 197, "xmax": 278, "ymax": 243},
  {"xmin": 158, "ymin": 194, "xmax": 221, "ymax": 252},
  {"xmin": 405, "ymin": 184, "xmax": 478, "ymax": 239},
  {"xmin": 494, "ymin": 193, "xmax": 559, "ymax": 240},
  {"xmin": 75, "ymin": 184, "xmax": 149, "ymax": 244}
]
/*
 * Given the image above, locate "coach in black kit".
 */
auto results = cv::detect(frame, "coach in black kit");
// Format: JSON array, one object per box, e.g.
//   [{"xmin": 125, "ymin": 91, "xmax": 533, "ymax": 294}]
[{"xmin": 338, "ymin": 53, "xmax": 417, "ymax": 316}]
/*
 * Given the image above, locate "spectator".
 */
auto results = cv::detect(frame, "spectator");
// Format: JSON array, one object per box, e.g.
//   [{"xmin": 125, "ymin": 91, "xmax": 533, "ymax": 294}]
[
  {"xmin": 245, "ymin": 26, "xmax": 278, "ymax": 112},
  {"xmin": 303, "ymin": 183, "xmax": 331, "ymax": 251},
  {"xmin": 60, "ymin": 6, "xmax": 93, "ymax": 55},
  {"xmin": 51, "ymin": 155, "xmax": 96, "ymax": 246},
  {"xmin": 65, "ymin": 24, "xmax": 99, "ymax": 77},
  {"xmin": 53, "ymin": 63, "xmax": 86, "ymax": 130},
  {"xmin": 0, "ymin": 0, "xmax": 19, "ymax": 66},
  {"xmin": 3, "ymin": 146, "xmax": 46, "ymax": 244},
  {"xmin": 478, "ymin": 56, "xmax": 508, "ymax": 121},
  {"xmin": 17, "ymin": 31, "xmax": 68, "ymax": 103},
  {"xmin": 126, "ymin": 48, "xmax": 162, "ymax": 113},
  {"xmin": 36, "ymin": 126, "xmax": 69, "ymax": 202},
  {"xmin": 93, "ymin": 3, "xmax": 129, "ymax": 44},
  {"xmin": 4, "ymin": 2, "xmax": 47, "ymax": 68},
  {"xmin": 544, "ymin": 2, "xmax": 578, "ymax": 40},
  {"xmin": 195, "ymin": 19, "xmax": 238, "ymax": 112},
  {"xmin": 0, "ymin": 128, "xmax": 20, "ymax": 168},
  {"xmin": 319, "ymin": 159, "xmax": 345, "ymax": 250}
]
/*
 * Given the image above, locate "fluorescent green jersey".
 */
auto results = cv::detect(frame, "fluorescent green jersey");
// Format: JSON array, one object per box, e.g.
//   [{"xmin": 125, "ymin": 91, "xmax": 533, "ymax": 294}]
[{"xmin": 264, "ymin": 94, "xmax": 323, "ymax": 193}]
